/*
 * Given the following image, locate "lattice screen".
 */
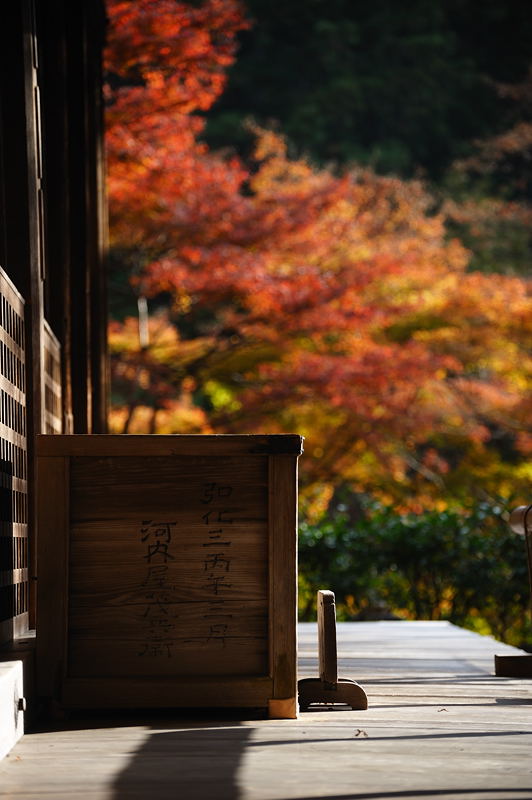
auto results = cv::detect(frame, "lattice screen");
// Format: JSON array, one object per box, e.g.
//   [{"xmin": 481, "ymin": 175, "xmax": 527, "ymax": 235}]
[
  {"xmin": 0, "ymin": 268, "xmax": 28, "ymax": 643},
  {"xmin": 43, "ymin": 321, "xmax": 62, "ymax": 435}
]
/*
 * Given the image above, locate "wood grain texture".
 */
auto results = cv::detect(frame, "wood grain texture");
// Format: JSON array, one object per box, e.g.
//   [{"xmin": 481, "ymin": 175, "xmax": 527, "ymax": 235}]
[
  {"xmin": 36, "ymin": 457, "xmax": 69, "ymax": 698},
  {"xmin": 298, "ymin": 676, "xmax": 368, "ymax": 711},
  {"xmin": 60, "ymin": 676, "xmax": 273, "ymax": 709},
  {"xmin": 494, "ymin": 653, "xmax": 532, "ymax": 677},
  {"xmin": 67, "ymin": 455, "xmax": 269, "ymax": 679},
  {"xmin": 495, "ymin": 504, "xmax": 532, "ymax": 677},
  {"xmin": 526, "ymin": 516, "xmax": 532, "ymax": 612},
  {"xmin": 36, "ymin": 436, "xmax": 301, "ymax": 711},
  {"xmin": 268, "ymin": 697, "xmax": 297, "ymax": 719},
  {"xmin": 317, "ymin": 589, "xmax": 338, "ymax": 685},
  {"xmin": 0, "ymin": 267, "xmax": 29, "ymax": 645},
  {"xmin": 268, "ymin": 455, "xmax": 298, "ymax": 707},
  {"xmin": 4, "ymin": 622, "xmax": 532, "ymax": 800},
  {"xmin": 42, "ymin": 322, "xmax": 62, "ymax": 435},
  {"xmin": 36, "ymin": 434, "xmax": 304, "ymax": 457}
]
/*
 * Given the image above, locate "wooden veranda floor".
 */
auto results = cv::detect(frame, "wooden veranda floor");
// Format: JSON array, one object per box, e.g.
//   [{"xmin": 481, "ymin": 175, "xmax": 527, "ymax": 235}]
[{"xmin": 2, "ymin": 621, "xmax": 531, "ymax": 800}]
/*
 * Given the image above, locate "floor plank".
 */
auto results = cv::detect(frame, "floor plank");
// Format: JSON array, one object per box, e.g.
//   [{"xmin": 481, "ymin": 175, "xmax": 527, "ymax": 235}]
[{"xmin": 2, "ymin": 621, "xmax": 531, "ymax": 800}]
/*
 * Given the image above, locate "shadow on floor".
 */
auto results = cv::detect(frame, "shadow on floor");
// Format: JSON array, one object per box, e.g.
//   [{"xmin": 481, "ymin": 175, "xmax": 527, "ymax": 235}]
[
  {"xmin": 30, "ymin": 706, "xmax": 264, "ymax": 733},
  {"xmin": 112, "ymin": 720, "xmax": 251, "ymax": 800}
]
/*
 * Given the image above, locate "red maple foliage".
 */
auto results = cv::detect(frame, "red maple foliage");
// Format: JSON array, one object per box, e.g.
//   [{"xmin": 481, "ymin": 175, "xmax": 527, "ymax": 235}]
[{"xmin": 106, "ymin": 0, "xmax": 532, "ymax": 510}]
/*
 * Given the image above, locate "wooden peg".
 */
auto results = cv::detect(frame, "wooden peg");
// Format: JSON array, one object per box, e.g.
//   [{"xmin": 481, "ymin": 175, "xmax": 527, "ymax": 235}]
[
  {"xmin": 318, "ymin": 590, "xmax": 338, "ymax": 686},
  {"xmin": 298, "ymin": 590, "xmax": 368, "ymax": 711}
]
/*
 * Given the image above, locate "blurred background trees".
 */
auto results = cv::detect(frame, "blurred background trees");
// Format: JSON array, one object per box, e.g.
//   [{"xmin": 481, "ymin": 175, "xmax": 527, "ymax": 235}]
[
  {"xmin": 299, "ymin": 500, "xmax": 532, "ymax": 649},
  {"xmin": 105, "ymin": 0, "xmax": 532, "ymax": 645},
  {"xmin": 204, "ymin": 0, "xmax": 532, "ymax": 178}
]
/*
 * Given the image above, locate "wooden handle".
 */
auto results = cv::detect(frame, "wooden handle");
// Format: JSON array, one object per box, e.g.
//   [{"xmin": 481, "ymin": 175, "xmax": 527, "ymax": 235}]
[
  {"xmin": 317, "ymin": 590, "xmax": 337, "ymax": 685},
  {"xmin": 509, "ymin": 505, "xmax": 532, "ymax": 536}
]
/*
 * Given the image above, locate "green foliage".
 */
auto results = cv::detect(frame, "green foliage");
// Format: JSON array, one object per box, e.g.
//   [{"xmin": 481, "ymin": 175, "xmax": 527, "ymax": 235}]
[
  {"xmin": 447, "ymin": 212, "xmax": 532, "ymax": 277},
  {"xmin": 205, "ymin": 0, "xmax": 532, "ymax": 177},
  {"xmin": 299, "ymin": 500, "xmax": 532, "ymax": 650}
]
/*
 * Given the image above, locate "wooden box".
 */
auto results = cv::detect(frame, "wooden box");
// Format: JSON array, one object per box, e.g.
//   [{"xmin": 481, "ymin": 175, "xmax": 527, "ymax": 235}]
[{"xmin": 36, "ymin": 434, "xmax": 302, "ymax": 718}]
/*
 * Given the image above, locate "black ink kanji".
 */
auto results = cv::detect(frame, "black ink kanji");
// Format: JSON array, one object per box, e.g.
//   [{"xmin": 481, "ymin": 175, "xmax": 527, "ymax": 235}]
[
  {"xmin": 138, "ymin": 642, "xmax": 172, "ymax": 658},
  {"xmin": 140, "ymin": 521, "xmax": 176, "ymax": 543},
  {"xmin": 202, "ymin": 576, "xmax": 232, "ymax": 595},
  {"xmin": 200, "ymin": 483, "xmax": 233, "ymax": 504},
  {"xmin": 201, "ymin": 509, "xmax": 234, "ymax": 525},
  {"xmin": 203, "ymin": 552, "xmax": 231, "ymax": 572},
  {"xmin": 144, "ymin": 541, "xmax": 175, "ymax": 563}
]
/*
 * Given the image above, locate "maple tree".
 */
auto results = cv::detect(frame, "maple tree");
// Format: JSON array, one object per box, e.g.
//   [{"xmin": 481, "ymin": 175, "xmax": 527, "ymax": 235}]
[
  {"xmin": 106, "ymin": 0, "xmax": 532, "ymax": 512},
  {"xmin": 105, "ymin": 0, "xmax": 249, "ymax": 251},
  {"xmin": 442, "ymin": 68, "xmax": 532, "ymax": 278}
]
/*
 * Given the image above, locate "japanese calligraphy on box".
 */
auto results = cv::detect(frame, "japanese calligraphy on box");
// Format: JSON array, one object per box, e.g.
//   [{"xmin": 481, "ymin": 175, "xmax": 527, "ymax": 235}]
[{"xmin": 36, "ymin": 435, "xmax": 302, "ymax": 717}]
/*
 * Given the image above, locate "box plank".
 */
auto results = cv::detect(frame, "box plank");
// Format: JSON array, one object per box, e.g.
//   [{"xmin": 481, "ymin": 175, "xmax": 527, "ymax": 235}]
[
  {"xmin": 36, "ymin": 457, "xmax": 69, "ymax": 697},
  {"xmin": 269, "ymin": 455, "xmax": 298, "ymax": 718},
  {"xmin": 60, "ymin": 675, "xmax": 274, "ymax": 709},
  {"xmin": 37, "ymin": 434, "xmax": 303, "ymax": 457},
  {"xmin": 36, "ymin": 435, "xmax": 302, "ymax": 715},
  {"xmin": 68, "ymin": 454, "xmax": 269, "ymax": 679}
]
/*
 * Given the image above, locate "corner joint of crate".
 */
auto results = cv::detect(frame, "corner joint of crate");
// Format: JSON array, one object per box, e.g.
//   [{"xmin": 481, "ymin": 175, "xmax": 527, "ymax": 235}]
[{"xmin": 252, "ymin": 435, "xmax": 304, "ymax": 455}]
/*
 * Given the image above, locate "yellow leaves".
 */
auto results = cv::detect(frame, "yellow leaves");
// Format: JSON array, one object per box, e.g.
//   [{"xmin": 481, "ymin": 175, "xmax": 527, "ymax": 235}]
[
  {"xmin": 515, "ymin": 461, "xmax": 532, "ymax": 482},
  {"xmin": 173, "ymin": 293, "xmax": 192, "ymax": 314},
  {"xmin": 109, "ymin": 402, "xmax": 211, "ymax": 434},
  {"xmin": 203, "ymin": 379, "xmax": 241, "ymax": 413},
  {"xmin": 299, "ymin": 483, "xmax": 335, "ymax": 522},
  {"xmin": 109, "ymin": 310, "xmax": 219, "ymax": 369},
  {"xmin": 249, "ymin": 125, "xmax": 287, "ymax": 162},
  {"xmin": 154, "ymin": 403, "xmax": 212, "ymax": 434},
  {"xmin": 248, "ymin": 126, "xmax": 338, "ymax": 203}
]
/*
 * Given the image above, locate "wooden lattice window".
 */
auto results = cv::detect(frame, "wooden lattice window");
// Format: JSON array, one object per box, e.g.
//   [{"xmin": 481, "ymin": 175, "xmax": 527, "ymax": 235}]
[{"xmin": 0, "ymin": 267, "xmax": 28, "ymax": 644}]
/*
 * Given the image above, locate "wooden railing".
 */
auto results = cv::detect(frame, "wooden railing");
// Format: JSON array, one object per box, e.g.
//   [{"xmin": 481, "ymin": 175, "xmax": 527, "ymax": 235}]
[
  {"xmin": 494, "ymin": 504, "xmax": 532, "ymax": 677},
  {"xmin": 508, "ymin": 505, "xmax": 532, "ymax": 594}
]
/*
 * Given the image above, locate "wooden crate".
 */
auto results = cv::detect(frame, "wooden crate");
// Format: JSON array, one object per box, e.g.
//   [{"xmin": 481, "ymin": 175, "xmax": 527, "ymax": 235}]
[{"xmin": 36, "ymin": 434, "xmax": 302, "ymax": 718}]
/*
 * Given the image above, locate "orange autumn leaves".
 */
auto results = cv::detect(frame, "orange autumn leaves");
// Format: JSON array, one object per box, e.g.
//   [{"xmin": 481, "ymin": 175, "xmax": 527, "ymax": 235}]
[
  {"xmin": 106, "ymin": 0, "xmax": 249, "ymax": 249},
  {"xmin": 106, "ymin": 0, "xmax": 532, "ymax": 508}
]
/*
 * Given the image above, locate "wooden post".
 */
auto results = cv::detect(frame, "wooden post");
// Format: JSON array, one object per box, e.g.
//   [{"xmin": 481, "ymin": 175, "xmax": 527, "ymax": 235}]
[
  {"xmin": 298, "ymin": 590, "xmax": 368, "ymax": 711},
  {"xmin": 494, "ymin": 504, "xmax": 532, "ymax": 678},
  {"xmin": 268, "ymin": 454, "xmax": 299, "ymax": 719}
]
